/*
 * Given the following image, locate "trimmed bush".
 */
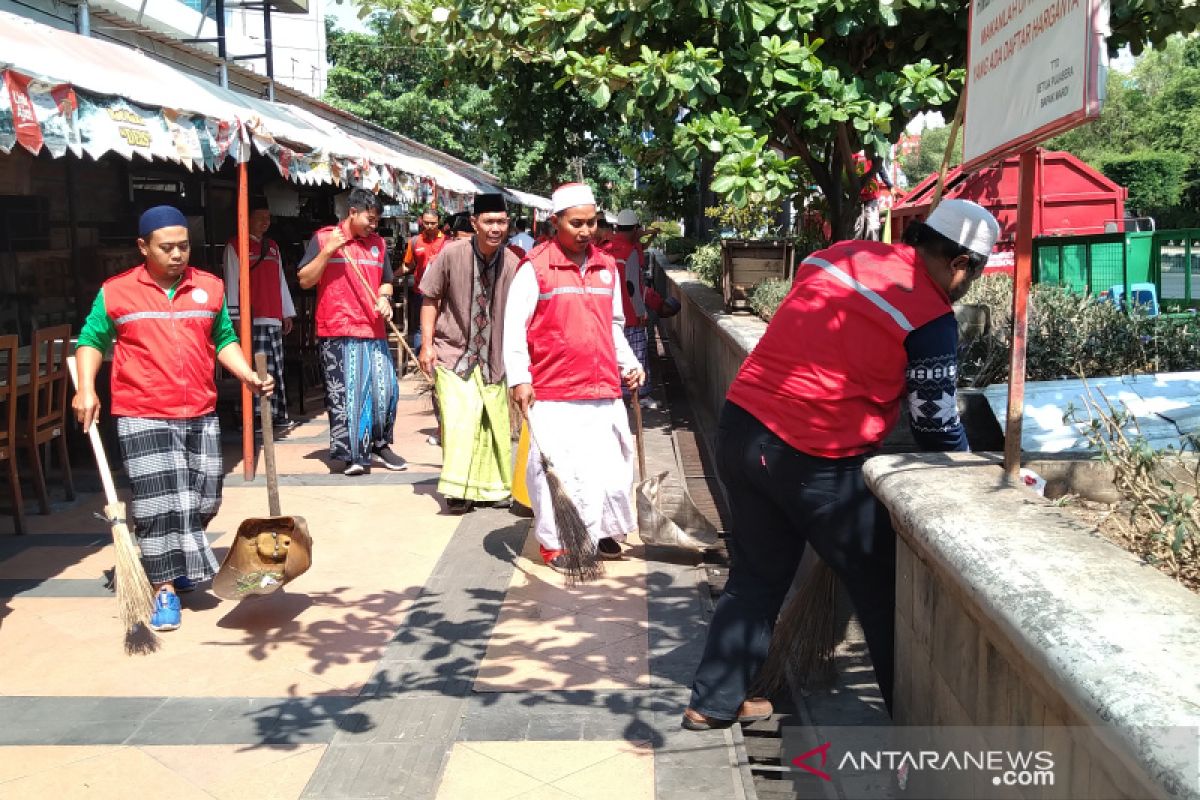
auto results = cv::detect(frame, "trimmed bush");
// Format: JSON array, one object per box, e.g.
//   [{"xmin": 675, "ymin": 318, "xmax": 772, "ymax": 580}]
[
  {"xmin": 959, "ymin": 274, "xmax": 1200, "ymax": 387},
  {"xmin": 748, "ymin": 278, "xmax": 790, "ymax": 321},
  {"xmin": 686, "ymin": 242, "xmax": 722, "ymax": 289}
]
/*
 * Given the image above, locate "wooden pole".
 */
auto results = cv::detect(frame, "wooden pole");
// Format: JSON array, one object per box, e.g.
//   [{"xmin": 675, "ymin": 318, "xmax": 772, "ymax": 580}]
[
  {"xmin": 1003, "ymin": 149, "xmax": 1038, "ymax": 478},
  {"xmin": 237, "ymin": 161, "xmax": 254, "ymax": 481},
  {"xmin": 930, "ymin": 94, "xmax": 966, "ymax": 212}
]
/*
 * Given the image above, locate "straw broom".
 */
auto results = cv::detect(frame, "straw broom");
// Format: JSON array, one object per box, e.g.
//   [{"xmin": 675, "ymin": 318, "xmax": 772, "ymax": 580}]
[
  {"xmin": 338, "ymin": 243, "xmax": 434, "ymax": 394},
  {"xmin": 754, "ymin": 556, "xmax": 838, "ymax": 695},
  {"xmin": 521, "ymin": 410, "xmax": 602, "ymax": 585},
  {"xmin": 68, "ymin": 357, "xmax": 159, "ymax": 652}
]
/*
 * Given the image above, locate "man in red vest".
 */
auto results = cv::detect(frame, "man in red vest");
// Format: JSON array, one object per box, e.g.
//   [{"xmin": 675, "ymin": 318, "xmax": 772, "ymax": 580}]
[
  {"xmin": 683, "ymin": 200, "xmax": 999, "ymax": 729},
  {"xmin": 504, "ymin": 183, "xmax": 645, "ymax": 571},
  {"xmin": 610, "ymin": 209, "xmax": 657, "ymax": 409},
  {"xmin": 298, "ymin": 188, "xmax": 406, "ymax": 477},
  {"xmin": 73, "ymin": 205, "xmax": 273, "ymax": 632},
  {"xmin": 223, "ymin": 198, "xmax": 296, "ymax": 434}
]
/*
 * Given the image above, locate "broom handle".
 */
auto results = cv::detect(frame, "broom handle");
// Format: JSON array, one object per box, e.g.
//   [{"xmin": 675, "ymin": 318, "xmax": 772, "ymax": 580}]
[
  {"xmin": 255, "ymin": 353, "xmax": 281, "ymax": 517},
  {"xmin": 631, "ymin": 395, "xmax": 646, "ymax": 481},
  {"xmin": 338, "ymin": 245, "xmax": 431, "ymax": 385},
  {"xmin": 67, "ymin": 356, "xmax": 119, "ymax": 507}
]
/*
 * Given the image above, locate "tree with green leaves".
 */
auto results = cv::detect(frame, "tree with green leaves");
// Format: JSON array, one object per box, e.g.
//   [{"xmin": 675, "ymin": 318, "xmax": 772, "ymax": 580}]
[
  {"xmin": 376, "ymin": 0, "xmax": 1199, "ymax": 239},
  {"xmin": 325, "ymin": 16, "xmax": 638, "ymax": 205},
  {"xmin": 1048, "ymin": 35, "xmax": 1200, "ymax": 226}
]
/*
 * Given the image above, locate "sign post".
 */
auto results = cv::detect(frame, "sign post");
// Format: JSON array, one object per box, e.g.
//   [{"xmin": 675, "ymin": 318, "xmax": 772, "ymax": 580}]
[{"xmin": 962, "ymin": 0, "xmax": 1108, "ymax": 478}]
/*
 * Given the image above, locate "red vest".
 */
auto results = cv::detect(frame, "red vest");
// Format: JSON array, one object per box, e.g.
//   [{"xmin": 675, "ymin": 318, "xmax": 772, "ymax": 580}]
[
  {"xmin": 314, "ymin": 226, "xmax": 387, "ymax": 339},
  {"xmin": 407, "ymin": 233, "xmax": 446, "ymax": 294},
  {"xmin": 228, "ymin": 236, "xmax": 284, "ymax": 320},
  {"xmin": 525, "ymin": 240, "xmax": 622, "ymax": 402},
  {"xmin": 104, "ymin": 265, "xmax": 225, "ymax": 419},
  {"xmin": 727, "ymin": 242, "xmax": 952, "ymax": 458},
  {"xmin": 606, "ymin": 237, "xmax": 641, "ymax": 328}
]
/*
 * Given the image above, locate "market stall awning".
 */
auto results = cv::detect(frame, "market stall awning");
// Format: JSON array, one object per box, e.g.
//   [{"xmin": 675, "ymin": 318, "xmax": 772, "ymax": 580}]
[{"xmin": 0, "ymin": 10, "xmax": 541, "ymax": 204}]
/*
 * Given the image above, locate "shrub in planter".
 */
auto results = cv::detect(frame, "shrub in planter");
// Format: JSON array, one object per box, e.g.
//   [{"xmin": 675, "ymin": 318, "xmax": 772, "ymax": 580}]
[
  {"xmin": 664, "ymin": 237, "xmax": 699, "ymax": 258},
  {"xmin": 686, "ymin": 242, "xmax": 722, "ymax": 290},
  {"xmin": 748, "ymin": 278, "xmax": 790, "ymax": 321},
  {"xmin": 959, "ymin": 274, "xmax": 1200, "ymax": 387}
]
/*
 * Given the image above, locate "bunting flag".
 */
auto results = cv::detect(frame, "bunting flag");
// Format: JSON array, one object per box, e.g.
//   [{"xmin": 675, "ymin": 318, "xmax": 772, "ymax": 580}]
[{"xmin": 3, "ymin": 70, "xmax": 44, "ymax": 155}]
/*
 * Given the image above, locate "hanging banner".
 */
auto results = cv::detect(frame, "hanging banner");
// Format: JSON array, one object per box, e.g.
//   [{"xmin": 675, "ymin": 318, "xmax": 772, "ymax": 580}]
[
  {"xmin": 963, "ymin": 0, "xmax": 1108, "ymax": 169},
  {"xmin": 162, "ymin": 108, "xmax": 206, "ymax": 169},
  {"xmin": 25, "ymin": 81, "xmax": 82, "ymax": 158},
  {"xmin": 3, "ymin": 70, "xmax": 44, "ymax": 155},
  {"xmin": 77, "ymin": 94, "xmax": 175, "ymax": 163},
  {"xmin": 0, "ymin": 71, "xmax": 13, "ymax": 154}
]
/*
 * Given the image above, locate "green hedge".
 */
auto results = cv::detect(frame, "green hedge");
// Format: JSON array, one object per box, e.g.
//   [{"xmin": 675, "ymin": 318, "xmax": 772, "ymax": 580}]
[{"xmin": 959, "ymin": 274, "xmax": 1200, "ymax": 386}]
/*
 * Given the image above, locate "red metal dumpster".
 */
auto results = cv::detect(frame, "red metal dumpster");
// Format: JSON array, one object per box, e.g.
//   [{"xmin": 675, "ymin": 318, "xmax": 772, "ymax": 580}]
[{"xmin": 892, "ymin": 148, "xmax": 1127, "ymax": 273}]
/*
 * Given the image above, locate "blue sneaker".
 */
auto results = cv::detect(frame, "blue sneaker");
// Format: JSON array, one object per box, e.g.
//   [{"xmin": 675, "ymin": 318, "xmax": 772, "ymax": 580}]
[
  {"xmin": 173, "ymin": 576, "xmax": 196, "ymax": 594},
  {"xmin": 149, "ymin": 588, "xmax": 181, "ymax": 632}
]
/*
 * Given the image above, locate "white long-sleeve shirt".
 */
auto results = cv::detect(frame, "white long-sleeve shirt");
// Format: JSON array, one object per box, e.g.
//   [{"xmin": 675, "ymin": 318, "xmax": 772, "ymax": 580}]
[
  {"xmin": 223, "ymin": 238, "xmax": 296, "ymax": 327},
  {"xmin": 503, "ymin": 259, "xmax": 641, "ymax": 388}
]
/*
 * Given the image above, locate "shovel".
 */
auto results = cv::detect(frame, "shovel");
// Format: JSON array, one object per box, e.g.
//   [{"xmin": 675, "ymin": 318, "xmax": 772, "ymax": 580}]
[
  {"xmin": 631, "ymin": 395, "xmax": 720, "ymax": 551},
  {"xmin": 212, "ymin": 353, "xmax": 313, "ymax": 600}
]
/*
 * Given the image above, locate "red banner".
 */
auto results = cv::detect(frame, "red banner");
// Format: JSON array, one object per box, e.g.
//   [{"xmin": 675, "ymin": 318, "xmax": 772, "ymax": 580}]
[{"xmin": 4, "ymin": 70, "xmax": 43, "ymax": 155}]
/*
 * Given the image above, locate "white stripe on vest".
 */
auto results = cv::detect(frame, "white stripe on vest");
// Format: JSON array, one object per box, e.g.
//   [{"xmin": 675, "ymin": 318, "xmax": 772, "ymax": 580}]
[{"xmin": 802, "ymin": 256, "xmax": 915, "ymax": 333}]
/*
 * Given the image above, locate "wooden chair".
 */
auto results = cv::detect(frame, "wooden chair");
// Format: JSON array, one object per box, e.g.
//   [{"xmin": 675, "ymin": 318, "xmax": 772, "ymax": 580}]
[
  {"xmin": 18, "ymin": 325, "xmax": 74, "ymax": 514},
  {"xmin": 0, "ymin": 335, "xmax": 24, "ymax": 534}
]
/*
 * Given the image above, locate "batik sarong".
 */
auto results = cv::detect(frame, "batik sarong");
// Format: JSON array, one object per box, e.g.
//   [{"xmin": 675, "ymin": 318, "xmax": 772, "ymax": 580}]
[
  {"xmin": 435, "ymin": 365, "xmax": 512, "ymax": 502},
  {"xmin": 116, "ymin": 414, "xmax": 222, "ymax": 585},
  {"xmin": 319, "ymin": 337, "xmax": 399, "ymax": 466}
]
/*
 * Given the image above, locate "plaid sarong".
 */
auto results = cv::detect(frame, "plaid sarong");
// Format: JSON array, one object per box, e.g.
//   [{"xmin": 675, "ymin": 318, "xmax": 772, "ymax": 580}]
[
  {"xmin": 319, "ymin": 337, "xmax": 399, "ymax": 466},
  {"xmin": 117, "ymin": 414, "xmax": 223, "ymax": 585},
  {"xmin": 623, "ymin": 325, "xmax": 652, "ymax": 399},
  {"xmin": 252, "ymin": 322, "xmax": 289, "ymax": 423}
]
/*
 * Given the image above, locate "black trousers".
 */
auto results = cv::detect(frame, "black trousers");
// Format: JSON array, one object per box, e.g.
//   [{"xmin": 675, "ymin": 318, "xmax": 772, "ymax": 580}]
[{"xmin": 688, "ymin": 401, "xmax": 896, "ymax": 719}]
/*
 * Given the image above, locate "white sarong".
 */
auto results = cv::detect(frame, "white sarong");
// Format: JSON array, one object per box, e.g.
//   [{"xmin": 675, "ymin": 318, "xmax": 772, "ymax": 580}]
[{"xmin": 525, "ymin": 398, "xmax": 635, "ymax": 551}]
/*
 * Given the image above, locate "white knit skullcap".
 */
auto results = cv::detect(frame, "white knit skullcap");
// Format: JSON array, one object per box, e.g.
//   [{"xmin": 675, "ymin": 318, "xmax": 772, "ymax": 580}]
[
  {"xmin": 551, "ymin": 183, "xmax": 597, "ymax": 214},
  {"xmin": 925, "ymin": 199, "xmax": 1000, "ymax": 257}
]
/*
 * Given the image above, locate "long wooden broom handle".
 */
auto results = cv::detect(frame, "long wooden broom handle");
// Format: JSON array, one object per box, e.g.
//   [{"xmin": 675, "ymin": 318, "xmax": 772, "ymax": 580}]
[
  {"xmin": 67, "ymin": 356, "xmax": 119, "ymax": 506},
  {"xmin": 255, "ymin": 352, "xmax": 281, "ymax": 517},
  {"xmin": 631, "ymin": 395, "xmax": 646, "ymax": 482},
  {"xmin": 338, "ymin": 244, "xmax": 432, "ymax": 385}
]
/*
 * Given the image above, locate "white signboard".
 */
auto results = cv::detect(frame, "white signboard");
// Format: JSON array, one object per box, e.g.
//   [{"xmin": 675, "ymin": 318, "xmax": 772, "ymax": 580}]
[{"xmin": 963, "ymin": 0, "xmax": 1108, "ymax": 170}]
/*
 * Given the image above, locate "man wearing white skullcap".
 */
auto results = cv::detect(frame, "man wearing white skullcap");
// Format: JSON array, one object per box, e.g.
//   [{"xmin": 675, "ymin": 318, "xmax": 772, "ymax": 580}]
[
  {"xmin": 504, "ymin": 182, "xmax": 645, "ymax": 571},
  {"xmin": 684, "ymin": 199, "xmax": 1000, "ymax": 731}
]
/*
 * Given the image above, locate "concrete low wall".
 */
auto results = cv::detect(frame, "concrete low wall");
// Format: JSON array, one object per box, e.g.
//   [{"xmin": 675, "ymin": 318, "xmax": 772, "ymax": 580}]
[
  {"xmin": 867, "ymin": 452, "xmax": 1200, "ymax": 800},
  {"xmin": 660, "ymin": 268, "xmax": 765, "ymax": 427},
  {"xmin": 662, "ymin": 266, "xmax": 1200, "ymax": 798}
]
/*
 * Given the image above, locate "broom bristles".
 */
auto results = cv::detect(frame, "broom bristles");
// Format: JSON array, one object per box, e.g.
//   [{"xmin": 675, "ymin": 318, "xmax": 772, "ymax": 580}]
[
  {"xmin": 540, "ymin": 454, "xmax": 603, "ymax": 585},
  {"xmin": 754, "ymin": 558, "xmax": 838, "ymax": 696},
  {"xmin": 106, "ymin": 503, "xmax": 159, "ymax": 652}
]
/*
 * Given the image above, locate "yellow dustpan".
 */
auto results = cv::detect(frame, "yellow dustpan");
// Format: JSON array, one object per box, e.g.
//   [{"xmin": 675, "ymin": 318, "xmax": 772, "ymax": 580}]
[{"xmin": 512, "ymin": 420, "xmax": 532, "ymax": 508}]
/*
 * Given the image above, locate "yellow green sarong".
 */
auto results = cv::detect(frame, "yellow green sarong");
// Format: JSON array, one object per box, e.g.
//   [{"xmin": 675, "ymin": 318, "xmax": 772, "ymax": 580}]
[{"xmin": 435, "ymin": 365, "xmax": 512, "ymax": 502}]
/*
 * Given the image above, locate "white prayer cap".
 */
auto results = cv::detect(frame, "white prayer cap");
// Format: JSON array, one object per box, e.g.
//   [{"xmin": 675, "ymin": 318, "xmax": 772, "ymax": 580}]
[
  {"xmin": 616, "ymin": 209, "xmax": 639, "ymax": 227},
  {"xmin": 551, "ymin": 183, "xmax": 597, "ymax": 214},
  {"xmin": 925, "ymin": 199, "xmax": 1000, "ymax": 257}
]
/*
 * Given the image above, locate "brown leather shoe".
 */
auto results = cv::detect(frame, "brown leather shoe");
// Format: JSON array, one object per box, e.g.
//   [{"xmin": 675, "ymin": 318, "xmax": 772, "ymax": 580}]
[{"xmin": 681, "ymin": 698, "xmax": 774, "ymax": 731}]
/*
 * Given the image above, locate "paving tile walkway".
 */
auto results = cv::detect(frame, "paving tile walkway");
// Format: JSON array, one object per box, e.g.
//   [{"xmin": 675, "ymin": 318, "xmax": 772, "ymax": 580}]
[{"xmin": 0, "ymin": 371, "xmax": 747, "ymax": 799}]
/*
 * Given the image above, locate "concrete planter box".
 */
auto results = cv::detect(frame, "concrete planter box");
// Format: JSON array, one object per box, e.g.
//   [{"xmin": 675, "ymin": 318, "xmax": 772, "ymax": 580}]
[{"xmin": 867, "ymin": 453, "xmax": 1200, "ymax": 800}]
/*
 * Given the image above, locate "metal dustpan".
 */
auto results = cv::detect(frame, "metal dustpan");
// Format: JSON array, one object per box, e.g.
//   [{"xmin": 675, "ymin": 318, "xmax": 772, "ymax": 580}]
[
  {"xmin": 213, "ymin": 354, "xmax": 312, "ymax": 600},
  {"xmin": 630, "ymin": 400, "xmax": 720, "ymax": 551}
]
